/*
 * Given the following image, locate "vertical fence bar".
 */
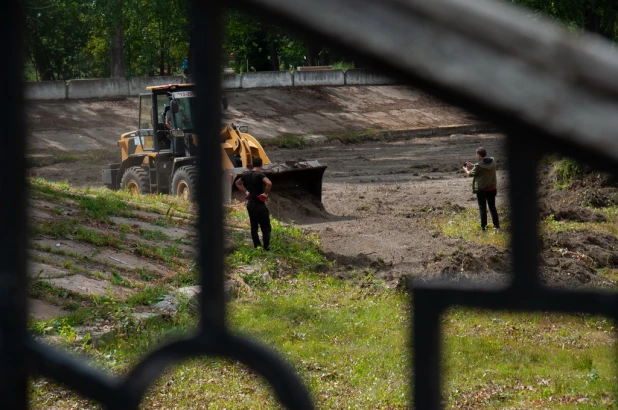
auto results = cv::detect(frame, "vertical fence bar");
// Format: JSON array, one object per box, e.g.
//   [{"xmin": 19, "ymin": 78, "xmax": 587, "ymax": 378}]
[
  {"xmin": 1, "ymin": 0, "xmax": 27, "ymax": 408},
  {"xmin": 191, "ymin": 0, "xmax": 226, "ymax": 335},
  {"xmin": 507, "ymin": 134, "xmax": 540, "ymax": 289},
  {"xmin": 413, "ymin": 292, "xmax": 443, "ymax": 410}
]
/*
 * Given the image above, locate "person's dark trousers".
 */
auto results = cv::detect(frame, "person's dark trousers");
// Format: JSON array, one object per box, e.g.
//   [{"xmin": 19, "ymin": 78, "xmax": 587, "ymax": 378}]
[
  {"xmin": 247, "ymin": 202, "xmax": 271, "ymax": 250},
  {"xmin": 476, "ymin": 190, "xmax": 500, "ymax": 229}
]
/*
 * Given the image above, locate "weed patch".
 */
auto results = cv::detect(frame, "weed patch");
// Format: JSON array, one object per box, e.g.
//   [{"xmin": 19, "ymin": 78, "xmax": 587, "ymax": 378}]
[
  {"xmin": 126, "ymin": 285, "xmax": 168, "ymax": 306},
  {"xmin": 260, "ymin": 134, "xmax": 307, "ymax": 149},
  {"xmin": 553, "ymin": 157, "xmax": 588, "ymax": 190},
  {"xmin": 432, "ymin": 207, "xmax": 509, "ymax": 248},
  {"xmin": 325, "ymin": 129, "xmax": 382, "ymax": 144}
]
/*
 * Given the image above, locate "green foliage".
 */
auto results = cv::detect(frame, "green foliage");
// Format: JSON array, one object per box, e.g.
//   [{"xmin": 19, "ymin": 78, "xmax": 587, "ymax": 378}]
[
  {"xmin": 511, "ymin": 0, "xmax": 618, "ymax": 42},
  {"xmin": 222, "ymin": 10, "xmax": 307, "ymax": 73},
  {"xmin": 139, "ymin": 228, "xmax": 169, "ymax": 241},
  {"xmin": 553, "ymin": 158, "xmax": 587, "ymax": 190},
  {"xmin": 331, "ymin": 61, "xmax": 355, "ymax": 71},
  {"xmin": 25, "ymin": 3, "xmax": 355, "ymax": 81},
  {"xmin": 24, "ymin": 0, "xmax": 191, "ymax": 80},
  {"xmin": 127, "ymin": 284, "xmax": 168, "ymax": 306},
  {"xmin": 110, "ymin": 270, "xmax": 132, "ymax": 287}
]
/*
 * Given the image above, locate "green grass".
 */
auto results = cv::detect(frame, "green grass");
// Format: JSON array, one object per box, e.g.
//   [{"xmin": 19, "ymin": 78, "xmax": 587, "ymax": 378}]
[
  {"xmin": 31, "ymin": 219, "xmax": 123, "ymax": 248},
  {"xmin": 134, "ymin": 242, "xmax": 183, "ymax": 264},
  {"xmin": 432, "ymin": 207, "xmax": 509, "ymax": 248},
  {"xmin": 139, "ymin": 228, "xmax": 169, "ymax": 241},
  {"xmin": 26, "ymin": 180, "xmax": 618, "ymax": 408},
  {"xmin": 29, "ymin": 279, "xmax": 618, "ymax": 409},
  {"xmin": 226, "ymin": 207, "xmax": 328, "ymax": 274},
  {"xmin": 444, "ymin": 308, "xmax": 616, "ymax": 409},
  {"xmin": 542, "ymin": 208, "xmax": 618, "ymax": 237},
  {"xmin": 126, "ymin": 284, "xmax": 168, "ymax": 306},
  {"xmin": 29, "ymin": 178, "xmax": 194, "ymax": 221}
]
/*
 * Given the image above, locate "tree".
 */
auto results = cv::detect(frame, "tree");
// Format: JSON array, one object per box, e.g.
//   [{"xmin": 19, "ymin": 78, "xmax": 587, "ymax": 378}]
[
  {"xmin": 24, "ymin": 0, "xmax": 91, "ymax": 80},
  {"xmin": 512, "ymin": 0, "xmax": 618, "ymax": 41}
]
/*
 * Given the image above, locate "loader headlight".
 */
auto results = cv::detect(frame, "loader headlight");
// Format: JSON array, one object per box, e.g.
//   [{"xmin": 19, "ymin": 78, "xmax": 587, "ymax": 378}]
[
  {"xmin": 237, "ymin": 125, "xmax": 249, "ymax": 133},
  {"xmin": 170, "ymin": 130, "xmax": 185, "ymax": 138}
]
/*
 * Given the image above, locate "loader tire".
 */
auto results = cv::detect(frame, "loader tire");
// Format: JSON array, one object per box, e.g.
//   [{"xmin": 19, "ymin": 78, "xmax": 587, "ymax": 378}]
[
  {"xmin": 172, "ymin": 166, "xmax": 198, "ymax": 201},
  {"xmin": 121, "ymin": 167, "xmax": 150, "ymax": 195}
]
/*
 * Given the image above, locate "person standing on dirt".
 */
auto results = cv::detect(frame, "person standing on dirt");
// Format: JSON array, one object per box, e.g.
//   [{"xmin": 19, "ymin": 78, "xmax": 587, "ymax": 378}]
[
  {"xmin": 182, "ymin": 58, "xmax": 189, "ymax": 82},
  {"xmin": 463, "ymin": 147, "xmax": 500, "ymax": 232},
  {"xmin": 235, "ymin": 158, "xmax": 273, "ymax": 250}
]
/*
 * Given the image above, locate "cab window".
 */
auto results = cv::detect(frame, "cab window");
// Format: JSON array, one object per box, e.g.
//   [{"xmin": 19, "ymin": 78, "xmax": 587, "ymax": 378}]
[
  {"xmin": 139, "ymin": 94, "xmax": 152, "ymax": 130},
  {"xmin": 156, "ymin": 94, "xmax": 170, "ymax": 128}
]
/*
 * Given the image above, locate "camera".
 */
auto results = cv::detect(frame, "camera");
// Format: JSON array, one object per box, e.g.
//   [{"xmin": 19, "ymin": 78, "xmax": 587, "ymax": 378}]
[{"xmin": 463, "ymin": 163, "xmax": 467, "ymax": 167}]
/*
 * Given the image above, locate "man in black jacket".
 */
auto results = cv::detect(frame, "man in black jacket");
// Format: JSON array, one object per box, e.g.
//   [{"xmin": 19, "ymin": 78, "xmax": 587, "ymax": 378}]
[{"xmin": 235, "ymin": 158, "xmax": 273, "ymax": 250}]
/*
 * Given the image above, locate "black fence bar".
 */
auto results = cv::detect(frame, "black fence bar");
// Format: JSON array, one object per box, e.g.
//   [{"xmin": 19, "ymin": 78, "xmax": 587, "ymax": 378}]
[
  {"xmin": 508, "ymin": 134, "xmax": 540, "ymax": 289},
  {"xmin": 413, "ymin": 292, "xmax": 443, "ymax": 410},
  {"xmin": 192, "ymin": 0, "xmax": 227, "ymax": 334},
  {"xmin": 410, "ymin": 285, "xmax": 618, "ymax": 317},
  {"xmin": 1, "ymin": 0, "xmax": 28, "ymax": 408},
  {"xmin": 27, "ymin": 338, "xmax": 121, "ymax": 407}
]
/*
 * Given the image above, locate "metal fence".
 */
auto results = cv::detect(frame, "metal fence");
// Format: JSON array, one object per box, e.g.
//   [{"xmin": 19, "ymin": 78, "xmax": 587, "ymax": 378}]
[{"xmin": 4, "ymin": 0, "xmax": 618, "ymax": 408}]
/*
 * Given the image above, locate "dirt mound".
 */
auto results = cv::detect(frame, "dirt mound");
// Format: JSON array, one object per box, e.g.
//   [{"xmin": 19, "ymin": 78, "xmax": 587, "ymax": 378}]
[
  {"xmin": 413, "ymin": 227, "xmax": 618, "ymax": 288},
  {"xmin": 421, "ymin": 245, "xmax": 511, "ymax": 284},
  {"xmin": 552, "ymin": 207, "xmax": 608, "ymax": 223},
  {"xmin": 538, "ymin": 162, "xmax": 618, "ymax": 218},
  {"xmin": 543, "ymin": 231, "xmax": 618, "ymax": 269}
]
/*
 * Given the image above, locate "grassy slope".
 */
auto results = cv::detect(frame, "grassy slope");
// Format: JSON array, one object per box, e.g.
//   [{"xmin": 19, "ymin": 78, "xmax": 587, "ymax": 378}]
[{"xmin": 29, "ymin": 180, "xmax": 616, "ymax": 409}]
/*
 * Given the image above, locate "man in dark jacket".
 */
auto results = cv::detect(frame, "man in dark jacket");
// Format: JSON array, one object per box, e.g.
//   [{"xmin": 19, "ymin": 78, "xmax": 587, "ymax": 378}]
[
  {"xmin": 463, "ymin": 147, "xmax": 500, "ymax": 232},
  {"xmin": 235, "ymin": 158, "xmax": 273, "ymax": 250}
]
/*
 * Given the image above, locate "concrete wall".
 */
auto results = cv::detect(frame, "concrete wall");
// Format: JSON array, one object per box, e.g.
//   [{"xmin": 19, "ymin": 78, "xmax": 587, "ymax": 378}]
[
  {"xmin": 294, "ymin": 69, "xmax": 345, "ymax": 86},
  {"xmin": 345, "ymin": 69, "xmax": 396, "ymax": 85},
  {"xmin": 67, "ymin": 78, "xmax": 130, "ymax": 99},
  {"xmin": 242, "ymin": 71, "xmax": 293, "ymax": 88},
  {"xmin": 25, "ymin": 81, "xmax": 67, "ymax": 100},
  {"xmin": 26, "ymin": 70, "xmax": 398, "ymax": 100},
  {"xmin": 222, "ymin": 73, "xmax": 242, "ymax": 89},
  {"xmin": 129, "ymin": 76, "xmax": 184, "ymax": 95}
]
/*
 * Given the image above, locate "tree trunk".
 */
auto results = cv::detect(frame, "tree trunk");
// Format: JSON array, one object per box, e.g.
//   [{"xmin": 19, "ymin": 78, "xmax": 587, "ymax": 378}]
[
  {"xmin": 269, "ymin": 42, "xmax": 279, "ymax": 71},
  {"xmin": 304, "ymin": 40, "xmax": 320, "ymax": 66},
  {"xmin": 584, "ymin": 1, "xmax": 602, "ymax": 34},
  {"xmin": 31, "ymin": 39, "xmax": 54, "ymax": 81},
  {"xmin": 600, "ymin": 4, "xmax": 617, "ymax": 40},
  {"xmin": 110, "ymin": 24, "xmax": 126, "ymax": 78}
]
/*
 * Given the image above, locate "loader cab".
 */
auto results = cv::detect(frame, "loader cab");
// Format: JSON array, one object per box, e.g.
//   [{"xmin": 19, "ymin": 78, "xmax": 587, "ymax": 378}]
[{"xmin": 135, "ymin": 84, "xmax": 197, "ymax": 156}]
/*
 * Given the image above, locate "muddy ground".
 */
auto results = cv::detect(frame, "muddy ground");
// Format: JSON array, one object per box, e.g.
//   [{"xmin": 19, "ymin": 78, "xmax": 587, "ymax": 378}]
[
  {"xmin": 266, "ymin": 133, "xmax": 509, "ymax": 282},
  {"xmin": 24, "ymin": 87, "xmax": 618, "ymax": 291}
]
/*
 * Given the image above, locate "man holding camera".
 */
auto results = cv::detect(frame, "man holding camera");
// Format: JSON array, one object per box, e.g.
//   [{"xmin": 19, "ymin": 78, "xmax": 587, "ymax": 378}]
[
  {"xmin": 235, "ymin": 157, "xmax": 273, "ymax": 250},
  {"xmin": 463, "ymin": 147, "xmax": 500, "ymax": 232}
]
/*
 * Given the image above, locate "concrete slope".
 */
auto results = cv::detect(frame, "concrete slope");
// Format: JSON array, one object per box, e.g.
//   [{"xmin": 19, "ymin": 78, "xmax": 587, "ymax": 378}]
[
  {"xmin": 25, "ymin": 85, "xmax": 474, "ymax": 151},
  {"xmin": 224, "ymin": 85, "xmax": 473, "ymax": 138}
]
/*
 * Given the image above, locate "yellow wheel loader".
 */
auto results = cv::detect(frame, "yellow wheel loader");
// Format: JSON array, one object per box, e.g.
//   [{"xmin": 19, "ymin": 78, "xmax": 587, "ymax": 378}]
[{"xmin": 102, "ymin": 83, "xmax": 326, "ymax": 203}]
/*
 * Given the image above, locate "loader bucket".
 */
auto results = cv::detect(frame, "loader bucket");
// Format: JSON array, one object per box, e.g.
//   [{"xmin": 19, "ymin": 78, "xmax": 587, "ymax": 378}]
[
  {"xmin": 223, "ymin": 161, "xmax": 327, "ymax": 205},
  {"xmin": 263, "ymin": 161, "xmax": 327, "ymax": 202}
]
